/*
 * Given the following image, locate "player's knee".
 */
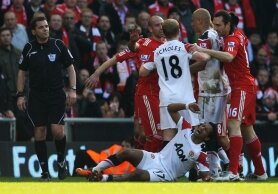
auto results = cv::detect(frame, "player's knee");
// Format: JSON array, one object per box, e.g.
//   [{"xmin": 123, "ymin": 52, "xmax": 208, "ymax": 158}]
[{"xmin": 217, "ymin": 136, "xmax": 230, "ymax": 150}]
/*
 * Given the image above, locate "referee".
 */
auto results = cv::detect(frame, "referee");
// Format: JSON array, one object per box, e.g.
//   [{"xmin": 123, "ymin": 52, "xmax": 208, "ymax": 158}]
[{"xmin": 16, "ymin": 16, "xmax": 77, "ymax": 180}]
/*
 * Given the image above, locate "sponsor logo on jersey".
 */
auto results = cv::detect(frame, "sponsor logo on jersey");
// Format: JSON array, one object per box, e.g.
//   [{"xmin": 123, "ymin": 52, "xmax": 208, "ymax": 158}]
[
  {"xmin": 48, "ymin": 54, "xmax": 56, "ymax": 62},
  {"xmin": 174, "ymin": 143, "xmax": 188, "ymax": 162},
  {"xmin": 140, "ymin": 55, "xmax": 149, "ymax": 61}
]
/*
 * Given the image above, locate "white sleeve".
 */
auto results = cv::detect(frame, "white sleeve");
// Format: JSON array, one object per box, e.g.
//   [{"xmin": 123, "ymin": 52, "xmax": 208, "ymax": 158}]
[
  {"xmin": 143, "ymin": 61, "xmax": 156, "ymax": 71},
  {"xmin": 176, "ymin": 117, "xmax": 183, "ymax": 130},
  {"xmin": 188, "ymin": 53, "xmax": 192, "ymax": 60}
]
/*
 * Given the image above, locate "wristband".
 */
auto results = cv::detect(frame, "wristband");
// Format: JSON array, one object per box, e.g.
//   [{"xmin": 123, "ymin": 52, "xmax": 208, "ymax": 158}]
[
  {"xmin": 70, "ymin": 86, "xmax": 77, "ymax": 90},
  {"xmin": 16, "ymin": 91, "xmax": 25, "ymax": 98}
]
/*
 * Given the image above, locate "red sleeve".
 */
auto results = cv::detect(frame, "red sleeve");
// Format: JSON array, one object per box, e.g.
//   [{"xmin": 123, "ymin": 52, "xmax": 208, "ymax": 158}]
[
  {"xmin": 184, "ymin": 43, "xmax": 191, "ymax": 52},
  {"xmin": 224, "ymin": 36, "xmax": 240, "ymax": 57},
  {"xmin": 115, "ymin": 50, "xmax": 137, "ymax": 62},
  {"xmin": 197, "ymin": 152, "xmax": 209, "ymax": 168}
]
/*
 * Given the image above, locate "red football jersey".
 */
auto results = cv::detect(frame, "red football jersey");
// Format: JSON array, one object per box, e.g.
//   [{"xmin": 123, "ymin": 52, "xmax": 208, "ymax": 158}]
[
  {"xmin": 135, "ymin": 37, "xmax": 164, "ymax": 96},
  {"xmin": 223, "ymin": 28, "xmax": 255, "ymax": 90},
  {"xmin": 115, "ymin": 50, "xmax": 138, "ymax": 63}
]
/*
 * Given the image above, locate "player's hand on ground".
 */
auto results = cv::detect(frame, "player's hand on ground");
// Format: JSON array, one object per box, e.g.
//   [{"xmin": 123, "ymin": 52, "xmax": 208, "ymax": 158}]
[
  {"xmin": 17, "ymin": 97, "xmax": 26, "ymax": 111},
  {"xmin": 188, "ymin": 102, "xmax": 200, "ymax": 113},
  {"xmin": 85, "ymin": 72, "xmax": 100, "ymax": 88},
  {"xmin": 67, "ymin": 89, "xmax": 77, "ymax": 106}
]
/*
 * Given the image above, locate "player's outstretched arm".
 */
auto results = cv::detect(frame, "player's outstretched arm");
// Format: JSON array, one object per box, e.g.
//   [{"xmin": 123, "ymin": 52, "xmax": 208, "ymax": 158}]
[
  {"xmin": 190, "ymin": 61, "xmax": 207, "ymax": 74},
  {"xmin": 190, "ymin": 43, "xmax": 234, "ymax": 63},
  {"xmin": 168, "ymin": 103, "xmax": 200, "ymax": 124},
  {"xmin": 85, "ymin": 56, "xmax": 118, "ymax": 88}
]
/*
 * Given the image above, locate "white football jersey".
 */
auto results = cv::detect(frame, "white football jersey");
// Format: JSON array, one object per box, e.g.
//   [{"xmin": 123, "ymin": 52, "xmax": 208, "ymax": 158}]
[
  {"xmin": 158, "ymin": 118, "xmax": 208, "ymax": 180},
  {"xmin": 197, "ymin": 29, "xmax": 230, "ymax": 97},
  {"xmin": 144, "ymin": 40, "xmax": 195, "ymax": 106}
]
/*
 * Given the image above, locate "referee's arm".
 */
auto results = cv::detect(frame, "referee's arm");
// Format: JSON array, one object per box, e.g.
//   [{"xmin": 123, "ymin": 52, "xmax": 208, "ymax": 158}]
[
  {"xmin": 17, "ymin": 70, "xmax": 26, "ymax": 111},
  {"xmin": 67, "ymin": 64, "xmax": 77, "ymax": 106}
]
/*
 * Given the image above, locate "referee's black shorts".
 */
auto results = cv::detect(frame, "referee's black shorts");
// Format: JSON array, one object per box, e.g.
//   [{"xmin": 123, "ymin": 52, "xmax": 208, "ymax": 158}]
[{"xmin": 27, "ymin": 89, "xmax": 66, "ymax": 127}]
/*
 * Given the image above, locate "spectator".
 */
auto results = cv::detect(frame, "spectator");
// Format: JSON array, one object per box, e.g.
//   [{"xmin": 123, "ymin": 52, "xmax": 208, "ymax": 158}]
[
  {"xmin": 256, "ymin": 68, "xmax": 271, "ymax": 107},
  {"xmin": 8, "ymin": 0, "xmax": 27, "ymax": 27},
  {"xmin": 168, "ymin": 7, "xmax": 188, "ymax": 43},
  {"xmin": 272, "ymin": 0, "xmax": 278, "ymax": 31},
  {"xmin": 271, "ymin": 70, "xmax": 278, "ymax": 92},
  {"xmin": 57, "ymin": 0, "xmax": 81, "ymax": 23},
  {"xmin": 116, "ymin": 13, "xmax": 137, "ymax": 43},
  {"xmin": 102, "ymin": 92, "xmax": 125, "ymax": 118},
  {"xmin": 112, "ymin": 0, "xmax": 129, "ymax": 27},
  {"xmin": 77, "ymin": 87, "xmax": 102, "ymax": 117},
  {"xmin": 62, "ymin": 10, "xmax": 83, "ymax": 67},
  {"xmin": 127, "ymin": 0, "xmax": 147, "ymax": 17},
  {"xmin": 115, "ymin": 40, "xmax": 136, "ymax": 93},
  {"xmin": 249, "ymin": 32, "xmax": 263, "ymax": 61},
  {"xmin": 76, "ymin": 8, "xmax": 102, "ymax": 62},
  {"xmin": 26, "ymin": 0, "xmax": 44, "ymax": 24},
  {"xmin": 97, "ymin": 14, "xmax": 117, "ymax": 57},
  {"xmin": 250, "ymin": 47, "xmax": 270, "ymax": 76},
  {"xmin": 262, "ymin": 31, "xmax": 278, "ymax": 64},
  {"xmin": 172, "ymin": 0, "xmax": 195, "ymax": 43},
  {"xmin": 224, "ymin": 0, "xmax": 244, "ymax": 30},
  {"xmin": 0, "ymin": 66, "xmax": 14, "ymax": 118},
  {"xmin": 256, "ymin": 88, "xmax": 278, "ymax": 122},
  {"xmin": 136, "ymin": 11, "xmax": 150, "ymax": 38},
  {"xmin": 96, "ymin": 0, "xmax": 123, "ymax": 35},
  {"xmin": 200, "ymin": 0, "xmax": 224, "ymax": 16},
  {"xmin": 77, "ymin": 68, "xmax": 90, "ymax": 95},
  {"xmin": 93, "ymin": 41, "xmax": 119, "ymax": 100},
  {"xmin": 148, "ymin": 0, "xmax": 174, "ymax": 18},
  {"xmin": 3, "ymin": 11, "xmax": 29, "ymax": 51},
  {"xmin": 41, "ymin": 0, "xmax": 64, "ymax": 20},
  {"xmin": 0, "ymin": 27, "xmax": 32, "ymax": 141}
]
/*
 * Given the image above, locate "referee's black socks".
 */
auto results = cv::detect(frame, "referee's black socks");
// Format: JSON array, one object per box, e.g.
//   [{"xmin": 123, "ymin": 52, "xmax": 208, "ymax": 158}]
[
  {"xmin": 55, "ymin": 136, "xmax": 66, "ymax": 163},
  {"xmin": 35, "ymin": 140, "xmax": 48, "ymax": 173}
]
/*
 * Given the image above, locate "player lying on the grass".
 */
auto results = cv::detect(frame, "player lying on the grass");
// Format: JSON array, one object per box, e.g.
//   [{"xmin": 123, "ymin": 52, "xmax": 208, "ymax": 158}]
[{"xmin": 76, "ymin": 102, "xmax": 218, "ymax": 182}]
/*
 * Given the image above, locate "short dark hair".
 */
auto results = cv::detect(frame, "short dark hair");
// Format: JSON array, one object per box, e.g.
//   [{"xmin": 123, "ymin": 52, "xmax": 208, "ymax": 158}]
[
  {"xmin": 0, "ymin": 27, "xmax": 12, "ymax": 35},
  {"xmin": 214, "ymin": 10, "xmax": 239, "ymax": 34},
  {"xmin": 208, "ymin": 122, "xmax": 218, "ymax": 139},
  {"xmin": 30, "ymin": 16, "xmax": 47, "ymax": 30}
]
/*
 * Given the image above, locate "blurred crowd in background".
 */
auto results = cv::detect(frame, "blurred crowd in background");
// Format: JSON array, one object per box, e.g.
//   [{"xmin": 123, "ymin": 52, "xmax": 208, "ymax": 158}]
[{"xmin": 0, "ymin": 0, "xmax": 278, "ymax": 141}]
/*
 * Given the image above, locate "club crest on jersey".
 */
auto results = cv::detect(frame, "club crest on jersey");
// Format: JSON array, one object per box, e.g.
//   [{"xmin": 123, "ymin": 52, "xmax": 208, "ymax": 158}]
[
  {"xmin": 48, "ymin": 54, "xmax": 56, "ymax": 62},
  {"xmin": 200, "ymin": 43, "xmax": 207, "ymax": 48},
  {"xmin": 140, "ymin": 55, "xmax": 149, "ymax": 61},
  {"xmin": 228, "ymin": 42, "xmax": 235, "ymax": 47},
  {"xmin": 188, "ymin": 150, "xmax": 195, "ymax": 158}
]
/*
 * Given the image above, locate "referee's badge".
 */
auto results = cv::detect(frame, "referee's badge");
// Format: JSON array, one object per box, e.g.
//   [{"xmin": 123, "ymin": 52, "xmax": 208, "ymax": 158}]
[{"xmin": 48, "ymin": 54, "xmax": 56, "ymax": 62}]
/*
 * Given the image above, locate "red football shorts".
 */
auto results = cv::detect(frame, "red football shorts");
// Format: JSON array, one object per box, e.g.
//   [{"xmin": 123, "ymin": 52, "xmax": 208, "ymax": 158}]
[
  {"xmin": 228, "ymin": 88, "xmax": 256, "ymax": 126},
  {"xmin": 134, "ymin": 94, "xmax": 161, "ymax": 139}
]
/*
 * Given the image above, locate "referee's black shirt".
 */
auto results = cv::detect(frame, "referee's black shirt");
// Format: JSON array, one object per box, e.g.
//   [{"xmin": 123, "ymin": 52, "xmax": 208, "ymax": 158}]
[{"xmin": 18, "ymin": 38, "xmax": 74, "ymax": 91}]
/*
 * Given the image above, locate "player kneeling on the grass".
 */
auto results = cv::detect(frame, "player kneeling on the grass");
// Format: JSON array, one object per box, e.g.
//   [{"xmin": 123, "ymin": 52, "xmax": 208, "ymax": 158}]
[{"xmin": 76, "ymin": 102, "xmax": 218, "ymax": 182}]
